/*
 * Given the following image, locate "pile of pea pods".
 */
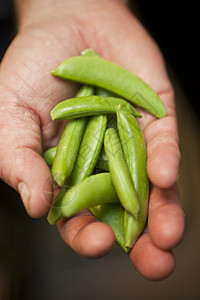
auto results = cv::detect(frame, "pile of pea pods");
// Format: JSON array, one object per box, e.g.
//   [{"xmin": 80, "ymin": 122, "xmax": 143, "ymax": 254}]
[{"xmin": 43, "ymin": 49, "xmax": 166, "ymax": 252}]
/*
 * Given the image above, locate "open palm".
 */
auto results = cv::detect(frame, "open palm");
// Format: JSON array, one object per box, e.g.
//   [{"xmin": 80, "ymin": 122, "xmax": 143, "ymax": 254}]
[{"xmin": 0, "ymin": 0, "xmax": 185, "ymax": 280}]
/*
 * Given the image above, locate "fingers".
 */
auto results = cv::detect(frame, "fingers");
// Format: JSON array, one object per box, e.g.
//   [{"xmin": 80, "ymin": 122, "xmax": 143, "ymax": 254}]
[
  {"xmin": 1, "ymin": 146, "xmax": 53, "ymax": 218},
  {"xmin": 129, "ymin": 234, "xmax": 176, "ymax": 281},
  {"xmin": 0, "ymin": 100, "xmax": 53, "ymax": 218},
  {"xmin": 129, "ymin": 184, "xmax": 185, "ymax": 281},
  {"xmin": 144, "ymin": 106, "xmax": 181, "ymax": 189},
  {"xmin": 148, "ymin": 184, "xmax": 185, "ymax": 250},
  {"xmin": 57, "ymin": 215, "xmax": 115, "ymax": 258}
]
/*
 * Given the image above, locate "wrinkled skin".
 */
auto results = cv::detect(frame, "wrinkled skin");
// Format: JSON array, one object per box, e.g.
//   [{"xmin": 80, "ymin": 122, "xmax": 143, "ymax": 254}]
[{"xmin": 0, "ymin": 0, "xmax": 185, "ymax": 281}]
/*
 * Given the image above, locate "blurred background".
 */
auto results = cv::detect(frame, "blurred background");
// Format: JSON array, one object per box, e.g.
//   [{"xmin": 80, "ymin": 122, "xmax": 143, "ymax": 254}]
[{"xmin": 0, "ymin": 1, "xmax": 200, "ymax": 299}]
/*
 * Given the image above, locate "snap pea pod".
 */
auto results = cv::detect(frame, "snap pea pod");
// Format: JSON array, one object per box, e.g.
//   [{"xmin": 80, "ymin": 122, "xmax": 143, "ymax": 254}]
[
  {"xmin": 52, "ymin": 118, "xmax": 87, "ymax": 186},
  {"xmin": 67, "ymin": 114, "xmax": 107, "ymax": 186},
  {"xmin": 90, "ymin": 203, "xmax": 127, "ymax": 252},
  {"xmin": 116, "ymin": 106, "xmax": 149, "ymax": 249},
  {"xmin": 47, "ymin": 114, "xmax": 107, "ymax": 223},
  {"xmin": 94, "ymin": 115, "xmax": 117, "ymax": 171},
  {"xmin": 61, "ymin": 173, "xmax": 118, "ymax": 218},
  {"xmin": 82, "ymin": 48, "xmax": 119, "ymax": 98},
  {"xmin": 51, "ymin": 96, "xmax": 141, "ymax": 120},
  {"xmin": 104, "ymin": 128, "xmax": 140, "ymax": 219},
  {"xmin": 51, "ymin": 84, "xmax": 94, "ymax": 186},
  {"xmin": 52, "ymin": 55, "xmax": 166, "ymax": 118},
  {"xmin": 43, "ymin": 146, "xmax": 57, "ymax": 166}
]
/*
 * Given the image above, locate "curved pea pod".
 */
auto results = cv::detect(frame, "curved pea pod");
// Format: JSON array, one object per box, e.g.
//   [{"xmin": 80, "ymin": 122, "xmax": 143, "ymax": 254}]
[
  {"xmin": 90, "ymin": 203, "xmax": 127, "ymax": 252},
  {"xmin": 104, "ymin": 128, "xmax": 140, "ymax": 219},
  {"xmin": 48, "ymin": 114, "xmax": 107, "ymax": 224},
  {"xmin": 51, "ymin": 84, "xmax": 94, "ymax": 187},
  {"xmin": 81, "ymin": 48, "xmax": 119, "ymax": 99},
  {"xmin": 67, "ymin": 114, "xmax": 107, "ymax": 186},
  {"xmin": 51, "ymin": 117, "xmax": 88, "ymax": 186},
  {"xmin": 50, "ymin": 96, "xmax": 141, "ymax": 120},
  {"xmin": 52, "ymin": 55, "xmax": 166, "ymax": 118},
  {"xmin": 81, "ymin": 48, "xmax": 117, "ymax": 99},
  {"xmin": 43, "ymin": 146, "xmax": 57, "ymax": 166},
  {"xmin": 61, "ymin": 173, "xmax": 119, "ymax": 218},
  {"xmin": 116, "ymin": 106, "xmax": 149, "ymax": 249}
]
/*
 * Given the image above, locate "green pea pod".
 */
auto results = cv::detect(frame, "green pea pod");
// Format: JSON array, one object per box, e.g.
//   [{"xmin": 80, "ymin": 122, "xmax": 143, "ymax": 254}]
[
  {"xmin": 104, "ymin": 128, "xmax": 140, "ymax": 219},
  {"xmin": 81, "ymin": 48, "xmax": 119, "ymax": 99},
  {"xmin": 90, "ymin": 203, "xmax": 127, "ymax": 252},
  {"xmin": 94, "ymin": 114, "xmax": 117, "ymax": 171},
  {"xmin": 51, "ymin": 96, "xmax": 141, "ymax": 120},
  {"xmin": 116, "ymin": 105, "xmax": 149, "ymax": 249},
  {"xmin": 48, "ymin": 114, "xmax": 107, "ymax": 223},
  {"xmin": 61, "ymin": 173, "xmax": 118, "ymax": 218},
  {"xmin": 43, "ymin": 146, "xmax": 57, "ymax": 166},
  {"xmin": 52, "ymin": 55, "xmax": 166, "ymax": 118},
  {"xmin": 51, "ymin": 118, "xmax": 88, "ymax": 186},
  {"xmin": 67, "ymin": 114, "xmax": 107, "ymax": 186},
  {"xmin": 51, "ymin": 84, "xmax": 94, "ymax": 186}
]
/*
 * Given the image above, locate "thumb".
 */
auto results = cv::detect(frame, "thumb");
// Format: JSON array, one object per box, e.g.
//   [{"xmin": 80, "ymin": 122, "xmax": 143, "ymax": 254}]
[{"xmin": 0, "ymin": 101, "xmax": 53, "ymax": 218}]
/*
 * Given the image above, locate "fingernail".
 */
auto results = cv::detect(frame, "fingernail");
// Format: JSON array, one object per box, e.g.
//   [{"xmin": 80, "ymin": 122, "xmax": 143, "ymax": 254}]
[{"xmin": 18, "ymin": 182, "xmax": 30, "ymax": 209}]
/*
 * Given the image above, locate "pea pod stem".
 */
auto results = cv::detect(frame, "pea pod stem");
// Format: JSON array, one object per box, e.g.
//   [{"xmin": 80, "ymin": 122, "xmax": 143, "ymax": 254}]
[
  {"xmin": 51, "ymin": 95, "xmax": 141, "ymax": 120},
  {"xmin": 104, "ymin": 127, "xmax": 140, "ymax": 219},
  {"xmin": 52, "ymin": 55, "xmax": 166, "ymax": 118}
]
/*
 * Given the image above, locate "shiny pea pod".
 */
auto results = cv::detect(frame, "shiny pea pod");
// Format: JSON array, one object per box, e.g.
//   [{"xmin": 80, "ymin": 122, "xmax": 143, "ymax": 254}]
[
  {"xmin": 47, "ymin": 114, "xmax": 107, "ymax": 223},
  {"xmin": 43, "ymin": 146, "xmax": 57, "ymax": 166},
  {"xmin": 82, "ymin": 48, "xmax": 119, "ymax": 99},
  {"xmin": 52, "ymin": 118, "xmax": 87, "ymax": 186},
  {"xmin": 90, "ymin": 203, "xmax": 127, "ymax": 252},
  {"xmin": 67, "ymin": 114, "xmax": 107, "ymax": 186},
  {"xmin": 61, "ymin": 173, "xmax": 118, "ymax": 218},
  {"xmin": 51, "ymin": 96, "xmax": 141, "ymax": 120},
  {"xmin": 51, "ymin": 85, "xmax": 94, "ymax": 186},
  {"xmin": 104, "ymin": 128, "xmax": 140, "ymax": 219},
  {"xmin": 52, "ymin": 55, "xmax": 166, "ymax": 118},
  {"xmin": 116, "ymin": 106, "xmax": 149, "ymax": 249}
]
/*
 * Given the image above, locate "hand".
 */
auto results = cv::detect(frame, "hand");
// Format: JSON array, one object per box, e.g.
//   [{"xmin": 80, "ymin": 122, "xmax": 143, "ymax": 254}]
[{"xmin": 0, "ymin": 0, "xmax": 185, "ymax": 281}]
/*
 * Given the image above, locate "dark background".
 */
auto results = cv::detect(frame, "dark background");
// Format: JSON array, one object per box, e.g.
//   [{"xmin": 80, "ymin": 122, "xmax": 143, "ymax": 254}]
[
  {"xmin": 0, "ymin": 1, "xmax": 200, "ymax": 299},
  {"xmin": 134, "ymin": 1, "xmax": 200, "ymax": 118}
]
